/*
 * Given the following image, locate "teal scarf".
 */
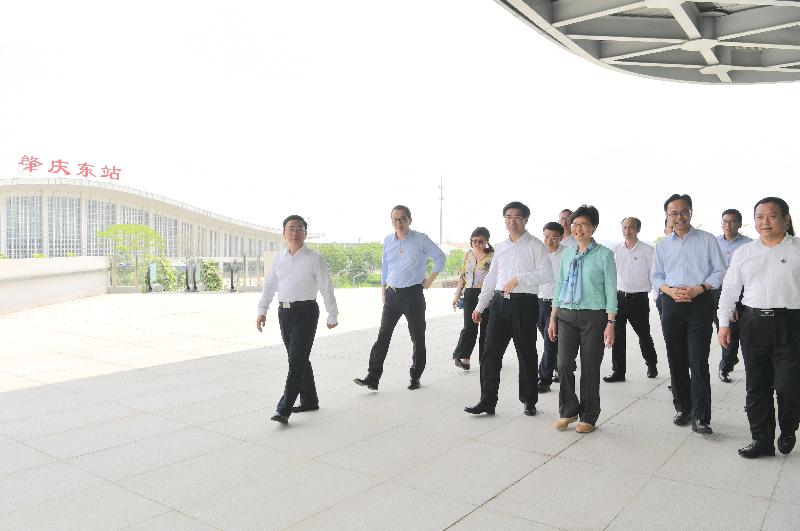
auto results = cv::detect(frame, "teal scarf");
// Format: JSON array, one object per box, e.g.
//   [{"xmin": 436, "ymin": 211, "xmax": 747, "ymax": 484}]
[{"xmin": 559, "ymin": 240, "xmax": 597, "ymax": 305}]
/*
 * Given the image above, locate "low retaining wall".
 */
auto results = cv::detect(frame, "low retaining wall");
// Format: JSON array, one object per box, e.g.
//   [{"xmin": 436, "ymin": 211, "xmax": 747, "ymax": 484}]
[{"xmin": 0, "ymin": 257, "xmax": 108, "ymax": 315}]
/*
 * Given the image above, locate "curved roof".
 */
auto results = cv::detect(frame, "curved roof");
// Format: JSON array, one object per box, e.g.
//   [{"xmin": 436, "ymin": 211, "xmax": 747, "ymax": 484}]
[
  {"xmin": 0, "ymin": 177, "xmax": 281, "ymax": 234},
  {"xmin": 496, "ymin": 0, "xmax": 800, "ymax": 84}
]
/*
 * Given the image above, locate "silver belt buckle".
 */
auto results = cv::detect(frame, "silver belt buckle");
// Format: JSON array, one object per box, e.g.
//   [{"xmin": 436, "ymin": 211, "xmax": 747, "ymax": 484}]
[
  {"xmin": 280, "ymin": 302, "xmax": 291, "ymax": 309},
  {"xmin": 759, "ymin": 309, "xmax": 774, "ymax": 317},
  {"xmin": 503, "ymin": 292, "xmax": 511, "ymax": 300}
]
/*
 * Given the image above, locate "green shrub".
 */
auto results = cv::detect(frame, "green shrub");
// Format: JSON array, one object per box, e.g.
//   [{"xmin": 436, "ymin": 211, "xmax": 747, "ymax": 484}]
[{"xmin": 201, "ymin": 260, "xmax": 223, "ymax": 291}]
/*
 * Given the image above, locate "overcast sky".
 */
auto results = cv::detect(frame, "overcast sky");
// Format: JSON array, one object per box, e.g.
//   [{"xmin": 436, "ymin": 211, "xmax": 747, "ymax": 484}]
[{"xmin": 1, "ymin": 0, "xmax": 796, "ymax": 245}]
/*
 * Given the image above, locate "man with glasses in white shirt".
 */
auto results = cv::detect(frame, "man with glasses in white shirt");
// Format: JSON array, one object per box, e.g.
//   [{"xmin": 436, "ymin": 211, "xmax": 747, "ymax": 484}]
[
  {"xmin": 354, "ymin": 205, "xmax": 445, "ymax": 391},
  {"xmin": 465, "ymin": 201, "xmax": 553, "ymax": 416},
  {"xmin": 257, "ymin": 215, "xmax": 338, "ymax": 424},
  {"xmin": 715, "ymin": 208, "xmax": 752, "ymax": 383}
]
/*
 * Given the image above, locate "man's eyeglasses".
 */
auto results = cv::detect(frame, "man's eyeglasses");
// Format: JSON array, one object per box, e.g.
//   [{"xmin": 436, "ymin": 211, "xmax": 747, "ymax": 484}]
[
  {"xmin": 391, "ymin": 217, "xmax": 409, "ymax": 224},
  {"xmin": 667, "ymin": 209, "xmax": 691, "ymax": 218},
  {"xmin": 504, "ymin": 215, "xmax": 524, "ymax": 222},
  {"xmin": 285, "ymin": 227, "xmax": 305, "ymax": 233}
]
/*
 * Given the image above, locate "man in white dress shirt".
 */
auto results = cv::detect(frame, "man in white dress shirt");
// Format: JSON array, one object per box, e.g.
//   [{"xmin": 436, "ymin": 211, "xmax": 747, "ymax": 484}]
[
  {"xmin": 605, "ymin": 217, "xmax": 658, "ymax": 382},
  {"xmin": 257, "ymin": 215, "xmax": 338, "ymax": 424},
  {"xmin": 465, "ymin": 201, "xmax": 554, "ymax": 416},
  {"xmin": 719, "ymin": 197, "xmax": 800, "ymax": 458},
  {"xmin": 537, "ymin": 222, "xmax": 565, "ymax": 392}
]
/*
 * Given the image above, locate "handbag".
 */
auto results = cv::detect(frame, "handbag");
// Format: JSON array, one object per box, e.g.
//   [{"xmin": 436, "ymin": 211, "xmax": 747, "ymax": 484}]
[{"xmin": 457, "ymin": 296, "xmax": 464, "ymax": 309}]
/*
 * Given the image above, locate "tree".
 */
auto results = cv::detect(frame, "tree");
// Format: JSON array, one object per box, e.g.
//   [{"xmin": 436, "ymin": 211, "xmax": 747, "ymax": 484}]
[
  {"xmin": 97, "ymin": 224, "xmax": 166, "ymax": 262},
  {"xmin": 445, "ymin": 249, "xmax": 466, "ymax": 277}
]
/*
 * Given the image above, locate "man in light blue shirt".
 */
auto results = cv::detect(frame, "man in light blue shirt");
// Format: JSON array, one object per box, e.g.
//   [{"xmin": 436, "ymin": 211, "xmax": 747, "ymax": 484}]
[
  {"xmin": 355, "ymin": 205, "xmax": 445, "ymax": 391},
  {"xmin": 651, "ymin": 194, "xmax": 727, "ymax": 435},
  {"xmin": 714, "ymin": 208, "xmax": 753, "ymax": 382}
]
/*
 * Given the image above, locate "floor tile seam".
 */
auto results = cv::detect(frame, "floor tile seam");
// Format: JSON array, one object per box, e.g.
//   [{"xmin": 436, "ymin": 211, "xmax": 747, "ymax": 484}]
[
  {"xmin": 0, "ymin": 406, "xmax": 145, "ymax": 441},
  {"xmin": 30, "ymin": 422, "xmax": 192, "ymax": 461},
  {"xmin": 0, "ymin": 480, "xmax": 140, "ymax": 520},
  {"xmin": 412, "ymin": 414, "xmax": 519, "ymax": 442},
  {"xmin": 67, "ymin": 434, "xmax": 246, "ymax": 485},
  {"xmin": 444, "ymin": 504, "xmax": 562, "ymax": 531},
  {"xmin": 767, "ymin": 455, "xmax": 787, "ymax": 502},
  {"xmin": 112, "ymin": 386, "xmax": 252, "ymax": 413},
  {"xmin": 600, "ymin": 473, "xmax": 661, "ymax": 531},
  {"xmin": 151, "ymin": 400, "xmax": 272, "ymax": 427},
  {"xmin": 650, "ymin": 470, "xmax": 779, "ymax": 503},
  {"xmin": 303, "ymin": 419, "xmax": 421, "ymax": 461}
]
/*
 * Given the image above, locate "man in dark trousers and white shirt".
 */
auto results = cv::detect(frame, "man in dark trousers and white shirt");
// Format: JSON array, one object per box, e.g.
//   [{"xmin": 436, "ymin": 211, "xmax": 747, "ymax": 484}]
[
  {"xmin": 257, "ymin": 215, "xmax": 338, "ymax": 424},
  {"xmin": 714, "ymin": 208, "xmax": 752, "ymax": 383},
  {"xmin": 651, "ymin": 194, "xmax": 726, "ymax": 434},
  {"xmin": 605, "ymin": 217, "xmax": 658, "ymax": 382},
  {"xmin": 354, "ymin": 205, "xmax": 445, "ymax": 391},
  {"xmin": 719, "ymin": 197, "xmax": 800, "ymax": 458},
  {"xmin": 465, "ymin": 201, "xmax": 553, "ymax": 416}
]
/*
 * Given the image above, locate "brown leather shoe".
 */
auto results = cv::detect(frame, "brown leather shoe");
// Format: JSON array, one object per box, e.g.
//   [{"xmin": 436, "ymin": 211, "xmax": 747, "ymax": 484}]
[
  {"xmin": 576, "ymin": 422, "xmax": 595, "ymax": 433},
  {"xmin": 553, "ymin": 416, "xmax": 578, "ymax": 430}
]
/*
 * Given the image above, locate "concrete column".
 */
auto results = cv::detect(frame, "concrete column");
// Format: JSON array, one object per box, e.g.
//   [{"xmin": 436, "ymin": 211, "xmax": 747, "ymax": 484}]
[
  {"xmin": 0, "ymin": 189, "xmax": 6, "ymax": 257},
  {"xmin": 80, "ymin": 193, "xmax": 88, "ymax": 255},
  {"xmin": 42, "ymin": 191, "xmax": 50, "ymax": 257}
]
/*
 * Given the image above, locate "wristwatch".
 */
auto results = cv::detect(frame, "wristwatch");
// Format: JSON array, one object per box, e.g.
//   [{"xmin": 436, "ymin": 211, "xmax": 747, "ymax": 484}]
[{"xmin": 607, "ymin": 319, "xmax": 616, "ymax": 325}]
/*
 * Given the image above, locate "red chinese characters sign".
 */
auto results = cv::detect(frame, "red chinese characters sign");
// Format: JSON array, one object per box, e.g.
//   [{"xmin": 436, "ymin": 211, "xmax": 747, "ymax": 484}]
[{"xmin": 18, "ymin": 155, "xmax": 122, "ymax": 181}]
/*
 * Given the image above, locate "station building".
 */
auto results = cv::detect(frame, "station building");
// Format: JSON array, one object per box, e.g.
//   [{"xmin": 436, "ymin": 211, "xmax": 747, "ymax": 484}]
[{"xmin": 0, "ymin": 178, "xmax": 283, "ymax": 261}]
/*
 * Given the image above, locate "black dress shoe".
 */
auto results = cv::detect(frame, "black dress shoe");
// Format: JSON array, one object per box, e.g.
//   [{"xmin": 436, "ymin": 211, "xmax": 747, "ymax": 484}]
[
  {"xmin": 537, "ymin": 382, "xmax": 551, "ymax": 393},
  {"xmin": 407, "ymin": 379, "xmax": 420, "ymax": 390},
  {"xmin": 738, "ymin": 440, "xmax": 775, "ymax": 458},
  {"xmin": 602, "ymin": 372, "xmax": 625, "ymax": 383},
  {"xmin": 647, "ymin": 366, "xmax": 658, "ymax": 378},
  {"xmin": 270, "ymin": 413, "xmax": 289, "ymax": 424},
  {"xmin": 552, "ymin": 373, "xmax": 560, "ymax": 383},
  {"xmin": 524, "ymin": 403, "xmax": 537, "ymax": 416},
  {"xmin": 353, "ymin": 377, "xmax": 378, "ymax": 390},
  {"xmin": 718, "ymin": 369, "xmax": 731, "ymax": 383},
  {"xmin": 778, "ymin": 433, "xmax": 796, "ymax": 454},
  {"xmin": 454, "ymin": 358, "xmax": 470, "ymax": 370},
  {"xmin": 464, "ymin": 402, "xmax": 495, "ymax": 415},
  {"xmin": 291, "ymin": 404, "xmax": 319, "ymax": 413},
  {"xmin": 691, "ymin": 419, "xmax": 713, "ymax": 434},
  {"xmin": 673, "ymin": 412, "xmax": 692, "ymax": 426}
]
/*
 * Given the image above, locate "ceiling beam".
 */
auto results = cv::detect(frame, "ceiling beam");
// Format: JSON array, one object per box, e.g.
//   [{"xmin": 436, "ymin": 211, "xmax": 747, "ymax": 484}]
[{"xmin": 551, "ymin": 0, "xmax": 647, "ymax": 28}]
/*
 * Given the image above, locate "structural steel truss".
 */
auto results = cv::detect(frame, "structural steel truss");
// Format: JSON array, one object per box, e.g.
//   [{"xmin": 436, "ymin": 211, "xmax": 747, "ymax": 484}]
[{"xmin": 496, "ymin": 0, "xmax": 800, "ymax": 83}]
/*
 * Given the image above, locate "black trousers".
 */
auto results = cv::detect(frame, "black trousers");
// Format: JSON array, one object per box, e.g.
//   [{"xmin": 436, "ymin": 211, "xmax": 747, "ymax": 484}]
[
  {"xmin": 537, "ymin": 298, "xmax": 558, "ymax": 385},
  {"xmin": 479, "ymin": 292, "xmax": 539, "ymax": 407},
  {"xmin": 368, "ymin": 284, "xmax": 426, "ymax": 381},
  {"xmin": 557, "ymin": 309, "xmax": 607, "ymax": 425},
  {"xmin": 276, "ymin": 302, "xmax": 319, "ymax": 416},
  {"xmin": 739, "ymin": 308, "xmax": 800, "ymax": 444},
  {"xmin": 713, "ymin": 289, "xmax": 743, "ymax": 373},
  {"xmin": 611, "ymin": 292, "xmax": 657, "ymax": 375},
  {"xmin": 452, "ymin": 288, "xmax": 488, "ymax": 361},
  {"xmin": 661, "ymin": 291, "xmax": 715, "ymax": 423}
]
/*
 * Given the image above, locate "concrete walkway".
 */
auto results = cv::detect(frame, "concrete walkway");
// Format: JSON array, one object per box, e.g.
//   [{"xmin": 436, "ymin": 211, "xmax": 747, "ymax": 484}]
[{"xmin": 0, "ymin": 290, "xmax": 797, "ymax": 530}]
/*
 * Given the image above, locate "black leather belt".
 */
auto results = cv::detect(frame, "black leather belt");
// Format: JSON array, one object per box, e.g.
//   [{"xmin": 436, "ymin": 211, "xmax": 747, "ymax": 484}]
[
  {"xmin": 386, "ymin": 284, "xmax": 422, "ymax": 292},
  {"xmin": 618, "ymin": 291, "xmax": 646, "ymax": 298},
  {"xmin": 744, "ymin": 306, "xmax": 797, "ymax": 318},
  {"xmin": 494, "ymin": 290, "xmax": 536, "ymax": 299},
  {"xmin": 278, "ymin": 300, "xmax": 316, "ymax": 309},
  {"xmin": 541, "ymin": 298, "xmax": 553, "ymax": 303}
]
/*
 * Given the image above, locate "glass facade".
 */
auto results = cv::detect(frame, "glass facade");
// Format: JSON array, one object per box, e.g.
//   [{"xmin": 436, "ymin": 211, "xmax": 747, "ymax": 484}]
[
  {"xmin": 5, "ymin": 195, "xmax": 43, "ymax": 258},
  {"xmin": 120, "ymin": 205, "xmax": 149, "ymax": 226},
  {"xmin": 48, "ymin": 196, "xmax": 81, "ymax": 257},
  {"xmin": 154, "ymin": 213, "xmax": 178, "ymax": 257},
  {"xmin": 87, "ymin": 200, "xmax": 117, "ymax": 256}
]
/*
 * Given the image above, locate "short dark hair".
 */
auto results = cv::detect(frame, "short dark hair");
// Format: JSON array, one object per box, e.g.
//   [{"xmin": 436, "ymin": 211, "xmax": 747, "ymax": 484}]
[
  {"xmin": 754, "ymin": 197, "xmax": 794, "ymax": 236},
  {"xmin": 570, "ymin": 205, "xmax": 599, "ymax": 227},
  {"xmin": 391, "ymin": 205, "xmax": 412, "ymax": 219},
  {"xmin": 721, "ymin": 209, "xmax": 743, "ymax": 224},
  {"xmin": 282, "ymin": 214, "xmax": 307, "ymax": 231},
  {"xmin": 622, "ymin": 217, "xmax": 641, "ymax": 231},
  {"xmin": 543, "ymin": 221, "xmax": 564, "ymax": 236},
  {"xmin": 560, "ymin": 208, "xmax": 573, "ymax": 215},
  {"xmin": 664, "ymin": 194, "xmax": 692, "ymax": 212},
  {"xmin": 503, "ymin": 201, "xmax": 530, "ymax": 219}
]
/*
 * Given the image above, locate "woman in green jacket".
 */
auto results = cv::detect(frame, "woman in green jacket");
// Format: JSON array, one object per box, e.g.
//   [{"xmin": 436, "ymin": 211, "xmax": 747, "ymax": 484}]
[{"xmin": 548, "ymin": 205, "xmax": 617, "ymax": 434}]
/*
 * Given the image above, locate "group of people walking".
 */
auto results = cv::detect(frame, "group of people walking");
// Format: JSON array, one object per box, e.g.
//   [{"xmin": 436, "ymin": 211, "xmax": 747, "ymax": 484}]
[{"xmin": 256, "ymin": 195, "xmax": 798, "ymax": 460}]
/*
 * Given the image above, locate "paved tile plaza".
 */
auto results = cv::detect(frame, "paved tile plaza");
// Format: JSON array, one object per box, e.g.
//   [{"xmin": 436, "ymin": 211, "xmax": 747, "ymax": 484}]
[{"xmin": 0, "ymin": 290, "xmax": 797, "ymax": 530}]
